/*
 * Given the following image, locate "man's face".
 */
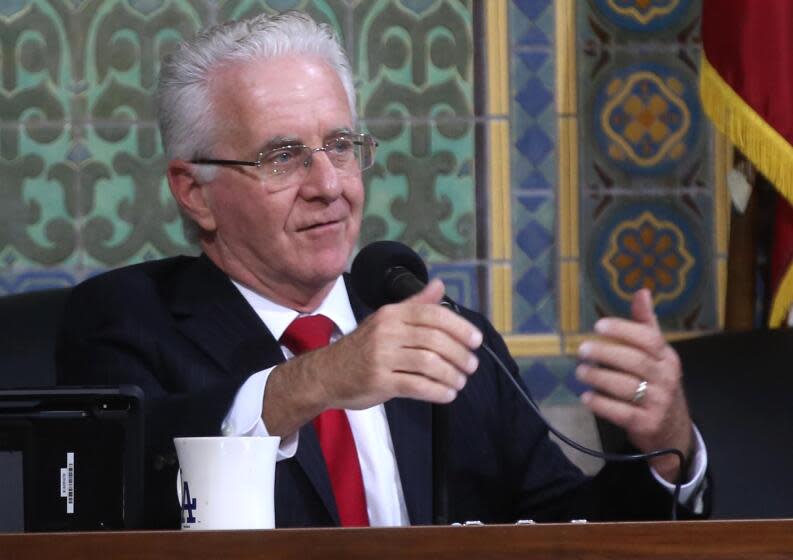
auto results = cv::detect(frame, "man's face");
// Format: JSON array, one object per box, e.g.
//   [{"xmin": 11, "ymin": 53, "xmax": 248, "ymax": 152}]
[{"xmin": 200, "ymin": 55, "xmax": 364, "ymax": 306}]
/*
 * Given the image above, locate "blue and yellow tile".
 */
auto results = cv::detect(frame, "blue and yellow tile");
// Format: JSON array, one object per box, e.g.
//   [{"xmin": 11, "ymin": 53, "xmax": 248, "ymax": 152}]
[{"xmin": 581, "ymin": 193, "xmax": 715, "ymax": 331}]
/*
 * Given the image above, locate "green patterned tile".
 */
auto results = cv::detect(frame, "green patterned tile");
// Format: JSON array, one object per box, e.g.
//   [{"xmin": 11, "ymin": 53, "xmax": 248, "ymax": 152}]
[
  {"xmin": 78, "ymin": 125, "xmax": 195, "ymax": 269},
  {"xmin": 0, "ymin": 1, "xmax": 71, "ymax": 125},
  {"xmin": 360, "ymin": 119, "xmax": 476, "ymax": 261},
  {"xmin": 356, "ymin": 0, "xmax": 474, "ymax": 120},
  {"xmin": 353, "ymin": 1, "xmax": 475, "ymax": 262},
  {"xmin": 0, "ymin": 124, "xmax": 78, "ymax": 269},
  {"xmin": 83, "ymin": 0, "xmax": 205, "ymax": 125}
]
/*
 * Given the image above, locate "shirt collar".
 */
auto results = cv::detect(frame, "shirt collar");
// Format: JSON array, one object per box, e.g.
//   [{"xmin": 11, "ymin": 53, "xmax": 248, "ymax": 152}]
[{"xmin": 231, "ymin": 276, "xmax": 357, "ymax": 340}]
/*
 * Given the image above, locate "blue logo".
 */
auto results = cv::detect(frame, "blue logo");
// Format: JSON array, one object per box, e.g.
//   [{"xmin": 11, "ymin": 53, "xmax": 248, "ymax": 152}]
[{"xmin": 181, "ymin": 481, "xmax": 197, "ymax": 524}]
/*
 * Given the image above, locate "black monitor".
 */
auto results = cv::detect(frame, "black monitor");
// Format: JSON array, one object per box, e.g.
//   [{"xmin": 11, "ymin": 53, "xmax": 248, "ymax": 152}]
[{"xmin": 0, "ymin": 386, "xmax": 143, "ymax": 532}]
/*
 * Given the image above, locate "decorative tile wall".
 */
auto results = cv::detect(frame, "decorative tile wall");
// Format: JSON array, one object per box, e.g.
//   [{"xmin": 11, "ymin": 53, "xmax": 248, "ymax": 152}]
[
  {"xmin": 488, "ymin": 0, "xmax": 721, "ymax": 403},
  {"xmin": 576, "ymin": 0, "xmax": 716, "ymax": 336},
  {"xmin": 0, "ymin": 0, "xmax": 724, "ymax": 406}
]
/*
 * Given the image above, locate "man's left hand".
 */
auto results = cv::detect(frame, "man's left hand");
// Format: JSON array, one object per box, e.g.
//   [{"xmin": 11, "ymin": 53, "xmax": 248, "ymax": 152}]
[{"xmin": 576, "ymin": 288, "xmax": 693, "ymax": 483}]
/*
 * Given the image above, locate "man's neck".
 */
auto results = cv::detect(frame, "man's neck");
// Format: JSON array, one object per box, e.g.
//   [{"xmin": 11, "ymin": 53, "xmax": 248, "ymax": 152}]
[{"xmin": 202, "ymin": 246, "xmax": 336, "ymax": 312}]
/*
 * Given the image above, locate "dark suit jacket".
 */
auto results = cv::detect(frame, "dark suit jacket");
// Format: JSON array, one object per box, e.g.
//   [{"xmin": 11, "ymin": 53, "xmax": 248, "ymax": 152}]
[{"xmin": 56, "ymin": 254, "xmax": 697, "ymax": 528}]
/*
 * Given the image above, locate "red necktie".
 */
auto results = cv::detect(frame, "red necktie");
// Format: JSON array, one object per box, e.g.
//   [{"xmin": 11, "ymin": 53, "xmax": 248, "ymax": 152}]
[{"xmin": 280, "ymin": 314, "xmax": 370, "ymax": 527}]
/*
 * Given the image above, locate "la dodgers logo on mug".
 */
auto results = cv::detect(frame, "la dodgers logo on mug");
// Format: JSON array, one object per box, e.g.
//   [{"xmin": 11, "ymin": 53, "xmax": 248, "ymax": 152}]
[
  {"xmin": 180, "ymin": 480, "xmax": 197, "ymax": 525},
  {"xmin": 174, "ymin": 436, "xmax": 280, "ymax": 530}
]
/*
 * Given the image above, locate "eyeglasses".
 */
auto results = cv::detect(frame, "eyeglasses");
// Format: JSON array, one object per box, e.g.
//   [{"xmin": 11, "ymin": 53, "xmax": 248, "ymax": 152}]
[{"xmin": 190, "ymin": 133, "xmax": 378, "ymax": 191}]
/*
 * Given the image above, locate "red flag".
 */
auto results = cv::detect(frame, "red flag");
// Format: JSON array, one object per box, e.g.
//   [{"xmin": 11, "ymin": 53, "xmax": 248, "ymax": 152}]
[{"xmin": 700, "ymin": 0, "xmax": 793, "ymax": 326}]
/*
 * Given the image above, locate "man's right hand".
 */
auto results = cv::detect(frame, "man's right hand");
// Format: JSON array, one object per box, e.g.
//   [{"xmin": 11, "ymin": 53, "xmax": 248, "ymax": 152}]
[{"xmin": 262, "ymin": 279, "xmax": 483, "ymax": 437}]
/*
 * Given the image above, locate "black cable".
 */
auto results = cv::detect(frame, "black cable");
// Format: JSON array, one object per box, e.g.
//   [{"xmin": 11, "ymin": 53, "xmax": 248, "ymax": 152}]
[{"xmin": 480, "ymin": 343, "xmax": 685, "ymax": 521}]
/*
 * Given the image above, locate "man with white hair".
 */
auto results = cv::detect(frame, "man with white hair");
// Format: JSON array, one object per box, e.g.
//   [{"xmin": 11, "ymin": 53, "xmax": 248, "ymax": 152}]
[{"xmin": 57, "ymin": 12, "xmax": 707, "ymax": 528}]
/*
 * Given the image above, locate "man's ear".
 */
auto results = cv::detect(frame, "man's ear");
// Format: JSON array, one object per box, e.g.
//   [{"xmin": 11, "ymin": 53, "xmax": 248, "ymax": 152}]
[{"xmin": 167, "ymin": 160, "xmax": 216, "ymax": 232}]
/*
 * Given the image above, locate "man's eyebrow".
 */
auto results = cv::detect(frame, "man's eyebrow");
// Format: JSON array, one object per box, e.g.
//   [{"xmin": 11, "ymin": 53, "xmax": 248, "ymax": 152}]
[
  {"xmin": 325, "ymin": 127, "xmax": 354, "ymax": 140},
  {"xmin": 255, "ymin": 128, "xmax": 355, "ymax": 153},
  {"xmin": 257, "ymin": 136, "xmax": 302, "ymax": 152}
]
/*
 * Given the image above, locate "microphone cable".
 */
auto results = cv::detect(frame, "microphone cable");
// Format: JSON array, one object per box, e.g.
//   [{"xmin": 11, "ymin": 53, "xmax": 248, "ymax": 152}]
[{"xmin": 479, "ymin": 341, "xmax": 686, "ymax": 521}]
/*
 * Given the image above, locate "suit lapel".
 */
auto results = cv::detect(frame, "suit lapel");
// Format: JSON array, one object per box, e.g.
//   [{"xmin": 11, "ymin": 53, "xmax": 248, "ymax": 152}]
[
  {"xmin": 169, "ymin": 255, "xmax": 284, "ymax": 376},
  {"xmin": 346, "ymin": 275, "xmax": 433, "ymax": 525},
  {"xmin": 294, "ymin": 423, "xmax": 339, "ymax": 523}
]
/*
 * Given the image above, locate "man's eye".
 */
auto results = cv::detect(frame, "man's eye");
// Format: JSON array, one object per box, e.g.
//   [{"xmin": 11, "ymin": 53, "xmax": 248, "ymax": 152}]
[
  {"xmin": 265, "ymin": 147, "xmax": 302, "ymax": 166},
  {"xmin": 328, "ymin": 138, "xmax": 354, "ymax": 154}
]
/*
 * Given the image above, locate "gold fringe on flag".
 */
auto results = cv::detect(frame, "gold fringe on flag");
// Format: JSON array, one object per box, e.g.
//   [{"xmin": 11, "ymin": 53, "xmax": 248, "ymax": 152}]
[{"xmin": 699, "ymin": 52, "xmax": 793, "ymax": 326}]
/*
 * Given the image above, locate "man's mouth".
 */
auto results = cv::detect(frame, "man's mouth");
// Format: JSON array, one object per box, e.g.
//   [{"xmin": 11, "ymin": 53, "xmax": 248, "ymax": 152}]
[{"xmin": 297, "ymin": 218, "xmax": 342, "ymax": 232}]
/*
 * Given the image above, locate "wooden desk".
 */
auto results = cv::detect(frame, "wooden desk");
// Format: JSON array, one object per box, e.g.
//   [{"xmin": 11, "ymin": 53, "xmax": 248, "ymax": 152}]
[{"xmin": 3, "ymin": 520, "xmax": 793, "ymax": 560}]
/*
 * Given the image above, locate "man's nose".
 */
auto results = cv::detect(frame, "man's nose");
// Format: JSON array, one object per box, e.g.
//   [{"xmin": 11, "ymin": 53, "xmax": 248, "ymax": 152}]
[{"xmin": 300, "ymin": 149, "xmax": 341, "ymax": 200}]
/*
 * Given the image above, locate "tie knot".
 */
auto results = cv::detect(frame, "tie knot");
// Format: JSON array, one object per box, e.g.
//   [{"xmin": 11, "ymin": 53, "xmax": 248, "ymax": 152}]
[{"xmin": 281, "ymin": 314, "xmax": 335, "ymax": 355}]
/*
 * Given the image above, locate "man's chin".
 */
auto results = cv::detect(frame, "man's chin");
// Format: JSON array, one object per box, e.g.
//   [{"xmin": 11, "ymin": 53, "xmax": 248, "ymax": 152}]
[{"xmin": 298, "ymin": 254, "xmax": 349, "ymax": 287}]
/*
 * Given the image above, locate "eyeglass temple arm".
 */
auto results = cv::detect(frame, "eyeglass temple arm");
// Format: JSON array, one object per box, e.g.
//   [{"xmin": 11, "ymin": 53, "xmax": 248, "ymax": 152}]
[{"xmin": 190, "ymin": 158, "xmax": 258, "ymax": 166}]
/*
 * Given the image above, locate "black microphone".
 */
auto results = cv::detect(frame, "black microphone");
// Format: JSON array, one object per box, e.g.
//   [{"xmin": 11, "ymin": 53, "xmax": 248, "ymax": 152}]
[
  {"xmin": 351, "ymin": 240, "xmax": 429, "ymax": 306},
  {"xmin": 351, "ymin": 240, "xmax": 459, "ymax": 312},
  {"xmin": 350, "ymin": 240, "xmax": 451, "ymax": 525}
]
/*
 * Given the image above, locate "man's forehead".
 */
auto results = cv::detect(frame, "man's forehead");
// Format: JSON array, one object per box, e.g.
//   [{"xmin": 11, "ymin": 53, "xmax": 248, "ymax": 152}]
[
  {"xmin": 210, "ymin": 56, "xmax": 348, "ymax": 110},
  {"xmin": 208, "ymin": 54, "xmax": 352, "ymax": 152},
  {"xmin": 210, "ymin": 53, "xmax": 341, "ymax": 95}
]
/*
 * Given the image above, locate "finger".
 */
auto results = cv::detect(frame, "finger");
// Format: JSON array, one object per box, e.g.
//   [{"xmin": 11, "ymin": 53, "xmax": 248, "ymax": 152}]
[
  {"xmin": 392, "ymin": 372, "xmax": 459, "ymax": 404},
  {"xmin": 592, "ymin": 318, "xmax": 666, "ymax": 359},
  {"xmin": 578, "ymin": 340, "xmax": 658, "ymax": 379},
  {"xmin": 403, "ymin": 325, "xmax": 479, "ymax": 375},
  {"xmin": 404, "ymin": 277, "xmax": 445, "ymax": 305},
  {"xmin": 403, "ymin": 300, "xmax": 483, "ymax": 350},
  {"xmin": 575, "ymin": 363, "xmax": 645, "ymax": 402},
  {"xmin": 396, "ymin": 347, "xmax": 469, "ymax": 390},
  {"xmin": 580, "ymin": 390, "xmax": 641, "ymax": 428},
  {"xmin": 631, "ymin": 288, "xmax": 659, "ymax": 329}
]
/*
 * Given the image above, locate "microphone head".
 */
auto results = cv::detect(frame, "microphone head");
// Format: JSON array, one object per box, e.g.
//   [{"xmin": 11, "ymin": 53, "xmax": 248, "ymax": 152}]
[{"xmin": 351, "ymin": 241, "xmax": 428, "ymax": 309}]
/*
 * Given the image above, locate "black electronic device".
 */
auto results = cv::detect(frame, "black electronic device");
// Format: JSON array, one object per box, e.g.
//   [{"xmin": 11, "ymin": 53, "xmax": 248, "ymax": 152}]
[{"xmin": 0, "ymin": 385, "xmax": 144, "ymax": 532}]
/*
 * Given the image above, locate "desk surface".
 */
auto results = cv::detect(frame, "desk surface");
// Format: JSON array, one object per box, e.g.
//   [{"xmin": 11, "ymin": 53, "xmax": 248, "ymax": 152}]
[{"xmin": 4, "ymin": 519, "xmax": 793, "ymax": 560}]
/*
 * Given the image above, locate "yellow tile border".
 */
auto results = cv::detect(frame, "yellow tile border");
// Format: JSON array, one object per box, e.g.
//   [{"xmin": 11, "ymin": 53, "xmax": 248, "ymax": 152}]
[
  {"xmin": 491, "ymin": 264, "xmax": 513, "ymax": 333},
  {"xmin": 562, "ymin": 334, "xmax": 588, "ymax": 355},
  {"xmin": 560, "ymin": 261, "xmax": 580, "ymax": 333},
  {"xmin": 557, "ymin": 0, "xmax": 579, "ymax": 344},
  {"xmin": 485, "ymin": 0, "xmax": 512, "ymax": 262},
  {"xmin": 485, "ymin": 0, "xmax": 510, "ymax": 116},
  {"xmin": 489, "ymin": 120, "xmax": 512, "ymax": 260},
  {"xmin": 554, "ymin": 0, "xmax": 577, "ymax": 115},
  {"xmin": 558, "ymin": 117, "xmax": 579, "ymax": 259},
  {"xmin": 505, "ymin": 335, "xmax": 562, "ymax": 357}
]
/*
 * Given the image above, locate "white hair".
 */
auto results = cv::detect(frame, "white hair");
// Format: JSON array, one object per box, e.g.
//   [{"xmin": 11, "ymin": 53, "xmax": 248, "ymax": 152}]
[{"xmin": 157, "ymin": 11, "xmax": 356, "ymax": 163}]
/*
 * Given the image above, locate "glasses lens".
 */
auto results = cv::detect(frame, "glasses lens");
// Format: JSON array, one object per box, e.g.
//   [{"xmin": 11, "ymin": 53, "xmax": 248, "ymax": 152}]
[
  {"xmin": 326, "ymin": 137, "xmax": 358, "ymax": 170},
  {"xmin": 357, "ymin": 135, "xmax": 377, "ymax": 171},
  {"xmin": 263, "ymin": 145, "xmax": 311, "ymax": 176},
  {"xmin": 257, "ymin": 135, "xmax": 377, "ymax": 189}
]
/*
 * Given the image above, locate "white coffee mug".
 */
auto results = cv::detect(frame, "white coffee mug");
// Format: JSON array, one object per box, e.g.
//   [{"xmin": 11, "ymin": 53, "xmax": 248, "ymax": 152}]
[{"xmin": 174, "ymin": 436, "xmax": 280, "ymax": 530}]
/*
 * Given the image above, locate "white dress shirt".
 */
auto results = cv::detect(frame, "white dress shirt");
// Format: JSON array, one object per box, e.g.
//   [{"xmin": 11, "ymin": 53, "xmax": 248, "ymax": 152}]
[{"xmin": 221, "ymin": 276, "xmax": 707, "ymax": 523}]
